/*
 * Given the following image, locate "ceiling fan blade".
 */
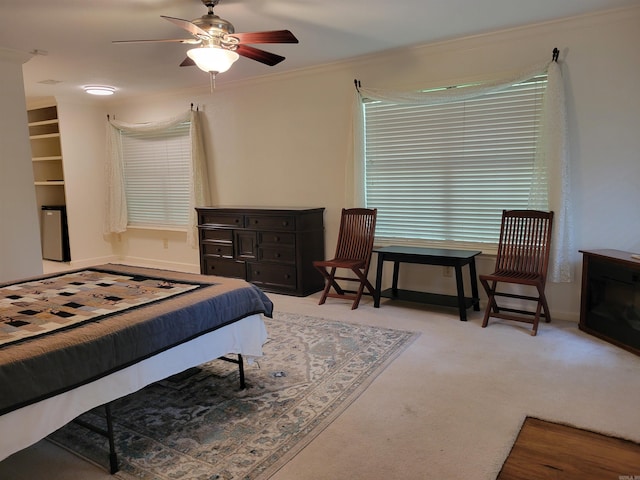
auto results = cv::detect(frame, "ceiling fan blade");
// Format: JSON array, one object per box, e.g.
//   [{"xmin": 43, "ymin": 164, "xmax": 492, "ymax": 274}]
[
  {"xmin": 161, "ymin": 15, "xmax": 210, "ymax": 38},
  {"xmin": 236, "ymin": 45, "xmax": 285, "ymax": 66},
  {"xmin": 180, "ymin": 57, "xmax": 196, "ymax": 67},
  {"xmin": 231, "ymin": 30, "xmax": 298, "ymax": 44},
  {"xmin": 113, "ymin": 39, "xmax": 200, "ymax": 44}
]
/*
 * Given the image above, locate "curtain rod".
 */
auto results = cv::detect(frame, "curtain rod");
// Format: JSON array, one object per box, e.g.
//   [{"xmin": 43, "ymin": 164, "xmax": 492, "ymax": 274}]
[{"xmin": 355, "ymin": 47, "xmax": 558, "ymax": 91}]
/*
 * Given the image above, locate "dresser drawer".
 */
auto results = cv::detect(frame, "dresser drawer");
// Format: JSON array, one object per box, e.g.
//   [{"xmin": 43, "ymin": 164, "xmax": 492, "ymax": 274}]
[
  {"xmin": 246, "ymin": 263, "xmax": 297, "ymax": 290},
  {"xmin": 202, "ymin": 243, "xmax": 234, "ymax": 258},
  {"xmin": 258, "ymin": 246, "xmax": 295, "ymax": 264},
  {"xmin": 203, "ymin": 258, "xmax": 246, "ymax": 278},
  {"xmin": 258, "ymin": 231, "xmax": 295, "ymax": 246},
  {"xmin": 199, "ymin": 212, "xmax": 244, "ymax": 227},
  {"xmin": 200, "ymin": 228, "xmax": 233, "ymax": 243},
  {"xmin": 246, "ymin": 215, "xmax": 295, "ymax": 231}
]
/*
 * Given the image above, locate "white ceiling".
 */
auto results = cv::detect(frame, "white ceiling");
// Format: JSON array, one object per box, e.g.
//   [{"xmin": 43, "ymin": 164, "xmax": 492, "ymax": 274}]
[{"xmin": 2, "ymin": 0, "xmax": 638, "ymax": 100}]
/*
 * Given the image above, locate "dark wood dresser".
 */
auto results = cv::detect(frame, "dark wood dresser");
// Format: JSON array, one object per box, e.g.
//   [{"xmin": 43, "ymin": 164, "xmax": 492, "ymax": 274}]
[
  {"xmin": 579, "ymin": 249, "xmax": 640, "ymax": 356},
  {"xmin": 197, "ymin": 207, "xmax": 325, "ymax": 296}
]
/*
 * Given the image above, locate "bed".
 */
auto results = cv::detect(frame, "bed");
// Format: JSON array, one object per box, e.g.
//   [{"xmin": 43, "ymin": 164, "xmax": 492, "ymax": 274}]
[{"xmin": 0, "ymin": 264, "xmax": 273, "ymax": 469}]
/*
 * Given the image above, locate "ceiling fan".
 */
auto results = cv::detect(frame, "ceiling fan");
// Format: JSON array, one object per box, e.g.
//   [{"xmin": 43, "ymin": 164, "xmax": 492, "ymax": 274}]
[{"xmin": 114, "ymin": 0, "xmax": 298, "ymax": 81}]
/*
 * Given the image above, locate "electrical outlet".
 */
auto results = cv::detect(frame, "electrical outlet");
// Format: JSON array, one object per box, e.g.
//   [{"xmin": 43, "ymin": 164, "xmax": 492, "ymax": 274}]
[
  {"xmin": 442, "ymin": 266, "xmax": 453, "ymax": 277},
  {"xmin": 163, "ymin": 238, "xmax": 169, "ymax": 249}
]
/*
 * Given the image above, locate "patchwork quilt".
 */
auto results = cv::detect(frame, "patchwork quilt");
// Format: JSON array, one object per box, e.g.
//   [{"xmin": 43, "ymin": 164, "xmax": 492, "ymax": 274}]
[{"xmin": 0, "ymin": 268, "xmax": 205, "ymax": 347}]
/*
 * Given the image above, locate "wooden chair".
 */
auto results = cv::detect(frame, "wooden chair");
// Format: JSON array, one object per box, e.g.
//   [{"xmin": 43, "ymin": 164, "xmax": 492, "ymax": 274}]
[
  {"xmin": 313, "ymin": 208, "xmax": 377, "ymax": 309},
  {"xmin": 479, "ymin": 210, "xmax": 554, "ymax": 336}
]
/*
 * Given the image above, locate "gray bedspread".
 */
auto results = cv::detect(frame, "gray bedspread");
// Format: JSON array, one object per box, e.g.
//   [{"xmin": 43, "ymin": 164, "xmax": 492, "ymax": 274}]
[{"xmin": 0, "ymin": 264, "xmax": 273, "ymax": 415}]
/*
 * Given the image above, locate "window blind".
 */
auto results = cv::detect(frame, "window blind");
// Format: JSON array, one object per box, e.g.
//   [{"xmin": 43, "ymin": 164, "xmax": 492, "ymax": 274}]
[
  {"xmin": 363, "ymin": 75, "xmax": 547, "ymax": 247},
  {"xmin": 120, "ymin": 122, "xmax": 191, "ymax": 228}
]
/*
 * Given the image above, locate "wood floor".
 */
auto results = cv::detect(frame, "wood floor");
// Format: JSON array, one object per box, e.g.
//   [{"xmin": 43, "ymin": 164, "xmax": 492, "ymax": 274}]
[{"xmin": 497, "ymin": 417, "xmax": 640, "ymax": 480}]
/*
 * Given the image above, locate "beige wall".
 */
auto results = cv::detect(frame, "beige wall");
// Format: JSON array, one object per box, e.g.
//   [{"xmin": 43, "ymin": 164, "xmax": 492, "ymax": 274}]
[
  {"xmin": 52, "ymin": 6, "xmax": 640, "ymax": 320},
  {"xmin": 0, "ymin": 49, "xmax": 43, "ymax": 281},
  {"xmin": 56, "ymin": 100, "xmax": 114, "ymax": 265}
]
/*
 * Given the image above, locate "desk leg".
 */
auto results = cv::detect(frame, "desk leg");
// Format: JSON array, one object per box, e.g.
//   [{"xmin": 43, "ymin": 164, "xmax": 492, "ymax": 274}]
[
  {"xmin": 469, "ymin": 258, "xmax": 480, "ymax": 311},
  {"xmin": 454, "ymin": 265, "xmax": 467, "ymax": 321},
  {"xmin": 392, "ymin": 261, "xmax": 400, "ymax": 296},
  {"xmin": 374, "ymin": 254, "xmax": 384, "ymax": 308}
]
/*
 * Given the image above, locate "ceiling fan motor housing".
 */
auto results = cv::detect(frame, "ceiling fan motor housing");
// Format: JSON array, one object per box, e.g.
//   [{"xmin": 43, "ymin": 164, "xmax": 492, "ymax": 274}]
[{"xmin": 194, "ymin": 14, "xmax": 235, "ymax": 36}]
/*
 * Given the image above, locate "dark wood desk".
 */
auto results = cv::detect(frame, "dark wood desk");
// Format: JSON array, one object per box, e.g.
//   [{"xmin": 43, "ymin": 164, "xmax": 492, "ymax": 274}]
[{"xmin": 373, "ymin": 246, "xmax": 481, "ymax": 321}]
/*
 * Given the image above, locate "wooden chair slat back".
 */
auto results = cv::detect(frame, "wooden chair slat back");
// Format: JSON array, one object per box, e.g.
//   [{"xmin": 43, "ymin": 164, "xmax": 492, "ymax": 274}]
[
  {"xmin": 495, "ymin": 210, "xmax": 554, "ymax": 278},
  {"xmin": 334, "ymin": 208, "xmax": 377, "ymax": 262}
]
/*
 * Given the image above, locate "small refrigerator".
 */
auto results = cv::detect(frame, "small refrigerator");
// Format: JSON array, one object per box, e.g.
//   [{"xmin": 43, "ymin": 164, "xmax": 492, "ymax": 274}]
[{"xmin": 41, "ymin": 205, "xmax": 71, "ymax": 261}]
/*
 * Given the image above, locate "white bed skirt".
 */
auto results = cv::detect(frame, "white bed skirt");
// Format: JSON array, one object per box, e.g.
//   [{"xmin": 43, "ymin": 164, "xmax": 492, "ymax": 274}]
[{"xmin": 0, "ymin": 314, "xmax": 268, "ymax": 462}]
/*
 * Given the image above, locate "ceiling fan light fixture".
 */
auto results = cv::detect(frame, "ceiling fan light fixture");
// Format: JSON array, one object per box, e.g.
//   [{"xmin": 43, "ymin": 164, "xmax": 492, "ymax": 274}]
[
  {"xmin": 83, "ymin": 85, "xmax": 116, "ymax": 96},
  {"xmin": 187, "ymin": 46, "xmax": 239, "ymax": 74}
]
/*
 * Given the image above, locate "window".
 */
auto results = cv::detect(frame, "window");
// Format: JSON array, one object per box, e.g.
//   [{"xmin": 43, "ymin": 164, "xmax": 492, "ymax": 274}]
[
  {"xmin": 120, "ymin": 121, "xmax": 191, "ymax": 228},
  {"xmin": 363, "ymin": 75, "xmax": 547, "ymax": 248}
]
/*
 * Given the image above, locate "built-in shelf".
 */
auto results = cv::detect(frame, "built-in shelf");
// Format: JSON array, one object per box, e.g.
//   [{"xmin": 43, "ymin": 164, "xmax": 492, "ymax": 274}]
[
  {"xmin": 32, "ymin": 156, "xmax": 63, "ymax": 162},
  {"xmin": 29, "ymin": 133, "xmax": 61, "ymax": 140},
  {"xmin": 34, "ymin": 181, "xmax": 65, "ymax": 186},
  {"xmin": 29, "ymin": 119, "xmax": 58, "ymax": 127}
]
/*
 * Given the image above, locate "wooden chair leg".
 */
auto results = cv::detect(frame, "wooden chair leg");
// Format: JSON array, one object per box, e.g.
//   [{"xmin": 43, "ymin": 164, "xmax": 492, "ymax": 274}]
[
  {"xmin": 482, "ymin": 295, "xmax": 493, "ymax": 328},
  {"xmin": 317, "ymin": 267, "xmax": 334, "ymax": 305},
  {"xmin": 350, "ymin": 270, "xmax": 377, "ymax": 310},
  {"xmin": 480, "ymin": 279, "xmax": 497, "ymax": 328},
  {"xmin": 488, "ymin": 281, "xmax": 500, "ymax": 314},
  {"xmin": 531, "ymin": 300, "xmax": 545, "ymax": 336},
  {"xmin": 539, "ymin": 288, "xmax": 552, "ymax": 323},
  {"xmin": 351, "ymin": 286, "xmax": 364, "ymax": 309}
]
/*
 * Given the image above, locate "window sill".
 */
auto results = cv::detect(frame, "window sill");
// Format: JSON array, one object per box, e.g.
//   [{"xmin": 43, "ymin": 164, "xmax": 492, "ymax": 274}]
[{"xmin": 126, "ymin": 225, "xmax": 187, "ymax": 233}]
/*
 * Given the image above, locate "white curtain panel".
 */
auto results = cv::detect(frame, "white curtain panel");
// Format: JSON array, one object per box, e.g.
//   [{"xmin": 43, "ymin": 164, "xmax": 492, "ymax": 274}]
[
  {"xmin": 351, "ymin": 59, "xmax": 572, "ymax": 282},
  {"xmin": 188, "ymin": 110, "xmax": 212, "ymax": 247}
]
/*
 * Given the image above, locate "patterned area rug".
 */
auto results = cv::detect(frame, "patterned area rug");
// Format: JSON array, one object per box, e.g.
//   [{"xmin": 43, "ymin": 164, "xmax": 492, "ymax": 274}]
[{"xmin": 48, "ymin": 312, "xmax": 418, "ymax": 479}]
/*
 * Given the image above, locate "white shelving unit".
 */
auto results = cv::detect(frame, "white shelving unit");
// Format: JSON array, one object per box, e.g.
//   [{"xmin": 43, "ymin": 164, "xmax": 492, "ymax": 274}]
[{"xmin": 27, "ymin": 104, "xmax": 70, "ymax": 261}]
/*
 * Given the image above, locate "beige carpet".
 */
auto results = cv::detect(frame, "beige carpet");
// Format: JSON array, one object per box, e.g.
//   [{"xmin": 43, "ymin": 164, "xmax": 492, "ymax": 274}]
[{"xmin": 2, "ymin": 291, "xmax": 640, "ymax": 479}]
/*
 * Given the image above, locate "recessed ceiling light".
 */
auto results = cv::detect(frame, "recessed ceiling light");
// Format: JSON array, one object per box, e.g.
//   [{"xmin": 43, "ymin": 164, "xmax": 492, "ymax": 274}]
[{"xmin": 83, "ymin": 85, "xmax": 116, "ymax": 96}]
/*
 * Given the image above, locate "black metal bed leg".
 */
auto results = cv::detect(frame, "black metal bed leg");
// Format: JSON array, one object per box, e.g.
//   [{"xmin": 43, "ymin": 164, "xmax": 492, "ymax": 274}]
[
  {"xmin": 219, "ymin": 353, "xmax": 246, "ymax": 389},
  {"xmin": 105, "ymin": 403, "xmax": 118, "ymax": 474},
  {"xmin": 238, "ymin": 353, "xmax": 245, "ymax": 389},
  {"xmin": 72, "ymin": 403, "xmax": 119, "ymax": 474}
]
